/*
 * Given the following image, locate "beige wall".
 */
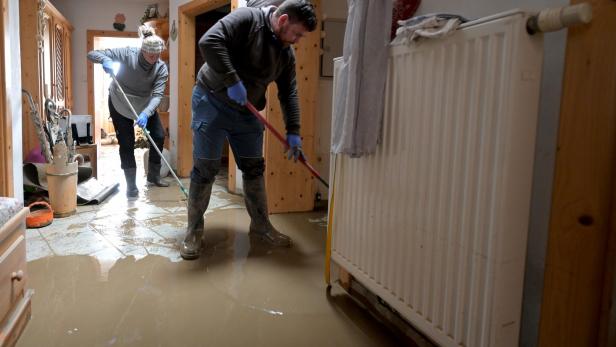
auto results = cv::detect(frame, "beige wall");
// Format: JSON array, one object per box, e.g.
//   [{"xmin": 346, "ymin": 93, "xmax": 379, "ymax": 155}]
[
  {"xmin": 8, "ymin": 0, "xmax": 22, "ymax": 200},
  {"xmin": 315, "ymin": 0, "xmax": 347, "ymax": 199}
]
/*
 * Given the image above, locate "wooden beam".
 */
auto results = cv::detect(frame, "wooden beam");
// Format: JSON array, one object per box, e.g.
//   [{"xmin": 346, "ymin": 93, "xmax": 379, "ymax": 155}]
[
  {"xmin": 539, "ymin": 1, "xmax": 616, "ymax": 346},
  {"xmin": 0, "ymin": 0, "xmax": 12, "ymax": 197}
]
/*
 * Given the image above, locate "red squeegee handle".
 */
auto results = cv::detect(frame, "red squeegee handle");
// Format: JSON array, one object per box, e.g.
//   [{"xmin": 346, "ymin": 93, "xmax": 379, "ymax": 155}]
[{"xmin": 245, "ymin": 102, "xmax": 329, "ymax": 189}]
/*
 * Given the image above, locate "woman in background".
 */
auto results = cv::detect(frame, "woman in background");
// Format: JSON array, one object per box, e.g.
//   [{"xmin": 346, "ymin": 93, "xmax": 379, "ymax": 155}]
[{"xmin": 87, "ymin": 24, "xmax": 169, "ymax": 199}]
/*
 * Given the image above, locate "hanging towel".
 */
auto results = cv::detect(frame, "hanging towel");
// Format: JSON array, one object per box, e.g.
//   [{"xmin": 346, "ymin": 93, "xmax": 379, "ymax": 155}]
[
  {"xmin": 391, "ymin": 13, "xmax": 467, "ymax": 45},
  {"xmin": 331, "ymin": 0, "xmax": 393, "ymax": 157}
]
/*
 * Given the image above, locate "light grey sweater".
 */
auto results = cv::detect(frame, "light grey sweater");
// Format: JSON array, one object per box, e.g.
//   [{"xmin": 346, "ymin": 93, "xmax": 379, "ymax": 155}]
[{"xmin": 87, "ymin": 47, "xmax": 168, "ymax": 120}]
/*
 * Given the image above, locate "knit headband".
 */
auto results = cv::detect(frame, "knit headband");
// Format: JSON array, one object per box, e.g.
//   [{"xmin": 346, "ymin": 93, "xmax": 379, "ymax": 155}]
[
  {"xmin": 139, "ymin": 25, "xmax": 165, "ymax": 54},
  {"xmin": 141, "ymin": 36, "xmax": 165, "ymax": 54}
]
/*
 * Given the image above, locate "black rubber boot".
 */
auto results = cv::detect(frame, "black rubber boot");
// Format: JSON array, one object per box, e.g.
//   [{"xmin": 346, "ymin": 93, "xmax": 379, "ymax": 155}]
[
  {"xmin": 147, "ymin": 163, "xmax": 169, "ymax": 187},
  {"xmin": 243, "ymin": 176, "xmax": 292, "ymax": 247},
  {"xmin": 123, "ymin": 168, "xmax": 139, "ymax": 199},
  {"xmin": 180, "ymin": 180, "xmax": 213, "ymax": 260}
]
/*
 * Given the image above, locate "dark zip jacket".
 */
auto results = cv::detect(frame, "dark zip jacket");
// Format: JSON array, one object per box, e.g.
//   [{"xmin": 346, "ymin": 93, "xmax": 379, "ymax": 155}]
[{"xmin": 196, "ymin": 6, "xmax": 301, "ymax": 135}]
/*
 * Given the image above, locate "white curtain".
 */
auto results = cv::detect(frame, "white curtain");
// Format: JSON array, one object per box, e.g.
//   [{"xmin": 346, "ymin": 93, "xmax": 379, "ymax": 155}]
[{"xmin": 331, "ymin": 0, "xmax": 393, "ymax": 157}]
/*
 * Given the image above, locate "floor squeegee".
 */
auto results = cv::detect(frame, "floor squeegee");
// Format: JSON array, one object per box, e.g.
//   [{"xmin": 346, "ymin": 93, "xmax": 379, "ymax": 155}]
[
  {"xmin": 111, "ymin": 74, "xmax": 189, "ymax": 198},
  {"xmin": 245, "ymin": 102, "xmax": 329, "ymax": 189}
]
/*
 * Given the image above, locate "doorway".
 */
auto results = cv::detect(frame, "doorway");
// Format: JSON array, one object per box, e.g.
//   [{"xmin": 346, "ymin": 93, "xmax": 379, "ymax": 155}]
[
  {"xmin": 194, "ymin": 5, "xmax": 232, "ymax": 167},
  {"xmin": 86, "ymin": 30, "xmax": 140, "ymax": 185},
  {"xmin": 177, "ymin": 0, "xmax": 237, "ymax": 180}
]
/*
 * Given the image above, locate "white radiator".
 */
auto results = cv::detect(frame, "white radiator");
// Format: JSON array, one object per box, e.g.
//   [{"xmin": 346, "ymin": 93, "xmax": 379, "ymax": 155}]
[{"xmin": 330, "ymin": 10, "xmax": 543, "ymax": 347}]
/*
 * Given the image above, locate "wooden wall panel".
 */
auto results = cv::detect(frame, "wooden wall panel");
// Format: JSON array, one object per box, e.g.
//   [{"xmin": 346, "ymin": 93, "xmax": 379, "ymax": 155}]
[
  {"xmin": 264, "ymin": 0, "xmax": 321, "ymax": 213},
  {"xmin": 539, "ymin": 1, "xmax": 616, "ymax": 346}
]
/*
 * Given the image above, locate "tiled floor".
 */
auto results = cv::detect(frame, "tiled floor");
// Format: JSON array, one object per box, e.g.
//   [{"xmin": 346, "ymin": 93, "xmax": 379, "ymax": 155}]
[
  {"xmin": 17, "ymin": 145, "xmax": 402, "ymax": 346},
  {"xmin": 26, "ymin": 146, "xmax": 244, "ymax": 267}
]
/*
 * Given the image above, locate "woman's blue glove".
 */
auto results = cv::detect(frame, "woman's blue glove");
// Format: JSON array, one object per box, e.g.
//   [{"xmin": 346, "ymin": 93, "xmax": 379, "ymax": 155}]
[
  {"xmin": 227, "ymin": 81, "xmax": 247, "ymax": 105},
  {"xmin": 102, "ymin": 59, "xmax": 115, "ymax": 75},
  {"xmin": 286, "ymin": 134, "xmax": 304, "ymax": 162},
  {"xmin": 136, "ymin": 112, "xmax": 148, "ymax": 128}
]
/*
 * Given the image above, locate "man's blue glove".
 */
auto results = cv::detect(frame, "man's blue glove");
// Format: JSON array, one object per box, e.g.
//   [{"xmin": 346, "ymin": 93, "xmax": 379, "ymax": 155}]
[
  {"xmin": 227, "ymin": 80, "xmax": 247, "ymax": 105},
  {"xmin": 286, "ymin": 134, "xmax": 304, "ymax": 162},
  {"xmin": 102, "ymin": 59, "xmax": 115, "ymax": 75},
  {"xmin": 136, "ymin": 112, "xmax": 148, "ymax": 128}
]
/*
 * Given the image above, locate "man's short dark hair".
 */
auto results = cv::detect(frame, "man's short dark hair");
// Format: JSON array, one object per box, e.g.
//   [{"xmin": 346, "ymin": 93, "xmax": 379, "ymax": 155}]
[{"xmin": 274, "ymin": 0, "xmax": 317, "ymax": 32}]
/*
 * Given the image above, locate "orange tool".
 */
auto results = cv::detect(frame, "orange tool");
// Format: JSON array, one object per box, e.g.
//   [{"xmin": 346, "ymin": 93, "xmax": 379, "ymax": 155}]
[{"xmin": 26, "ymin": 201, "xmax": 54, "ymax": 228}]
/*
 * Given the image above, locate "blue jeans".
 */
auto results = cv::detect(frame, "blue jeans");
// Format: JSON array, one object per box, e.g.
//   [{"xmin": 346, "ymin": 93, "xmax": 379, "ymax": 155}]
[
  {"xmin": 109, "ymin": 97, "xmax": 165, "ymax": 169},
  {"xmin": 191, "ymin": 84, "xmax": 264, "ymax": 180}
]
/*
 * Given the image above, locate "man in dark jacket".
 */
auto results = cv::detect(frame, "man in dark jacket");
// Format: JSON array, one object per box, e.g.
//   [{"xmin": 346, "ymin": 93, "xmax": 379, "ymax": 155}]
[{"xmin": 181, "ymin": 0, "xmax": 317, "ymax": 260}]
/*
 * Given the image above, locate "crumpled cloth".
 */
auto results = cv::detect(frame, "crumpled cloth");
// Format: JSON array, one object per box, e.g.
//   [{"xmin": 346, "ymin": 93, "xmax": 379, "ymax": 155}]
[
  {"xmin": 391, "ymin": 14, "xmax": 468, "ymax": 45},
  {"xmin": 331, "ymin": 0, "xmax": 393, "ymax": 157},
  {"xmin": 0, "ymin": 197, "xmax": 22, "ymax": 229}
]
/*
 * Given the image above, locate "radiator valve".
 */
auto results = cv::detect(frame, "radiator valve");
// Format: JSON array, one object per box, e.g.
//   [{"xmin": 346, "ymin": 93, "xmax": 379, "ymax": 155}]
[{"xmin": 527, "ymin": 2, "xmax": 592, "ymax": 34}]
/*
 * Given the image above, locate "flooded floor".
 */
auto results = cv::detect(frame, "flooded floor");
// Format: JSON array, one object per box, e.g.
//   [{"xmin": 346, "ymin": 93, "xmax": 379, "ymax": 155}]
[{"xmin": 17, "ymin": 145, "xmax": 402, "ymax": 346}]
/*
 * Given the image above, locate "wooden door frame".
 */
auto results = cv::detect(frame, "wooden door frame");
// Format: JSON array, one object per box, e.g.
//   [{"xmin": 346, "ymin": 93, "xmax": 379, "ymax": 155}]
[
  {"xmin": 539, "ymin": 0, "xmax": 616, "ymax": 346},
  {"xmin": 0, "ymin": 0, "xmax": 12, "ymax": 196},
  {"xmin": 86, "ymin": 30, "xmax": 139, "ymax": 146},
  {"xmin": 177, "ymin": 0, "xmax": 236, "ymax": 179}
]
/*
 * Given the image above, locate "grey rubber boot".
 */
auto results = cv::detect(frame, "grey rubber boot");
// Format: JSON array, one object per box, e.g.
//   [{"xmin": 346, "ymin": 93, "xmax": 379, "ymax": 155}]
[
  {"xmin": 243, "ymin": 176, "xmax": 292, "ymax": 247},
  {"xmin": 123, "ymin": 168, "xmax": 139, "ymax": 199},
  {"xmin": 180, "ymin": 180, "xmax": 213, "ymax": 260},
  {"xmin": 147, "ymin": 163, "xmax": 169, "ymax": 187}
]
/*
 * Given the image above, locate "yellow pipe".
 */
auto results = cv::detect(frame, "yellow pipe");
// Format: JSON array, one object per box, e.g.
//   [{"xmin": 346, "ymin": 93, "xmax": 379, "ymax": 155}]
[{"xmin": 325, "ymin": 154, "xmax": 337, "ymax": 285}]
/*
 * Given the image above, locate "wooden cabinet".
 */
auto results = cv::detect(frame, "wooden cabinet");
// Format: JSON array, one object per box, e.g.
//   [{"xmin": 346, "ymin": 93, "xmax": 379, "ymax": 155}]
[
  {"xmin": 0, "ymin": 202, "xmax": 33, "ymax": 347},
  {"xmin": 20, "ymin": 0, "xmax": 73, "ymax": 159}
]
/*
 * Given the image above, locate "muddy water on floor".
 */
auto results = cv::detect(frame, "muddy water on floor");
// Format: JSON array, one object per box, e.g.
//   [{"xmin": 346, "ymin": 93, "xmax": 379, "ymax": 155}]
[{"xmin": 19, "ymin": 209, "xmax": 402, "ymax": 347}]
